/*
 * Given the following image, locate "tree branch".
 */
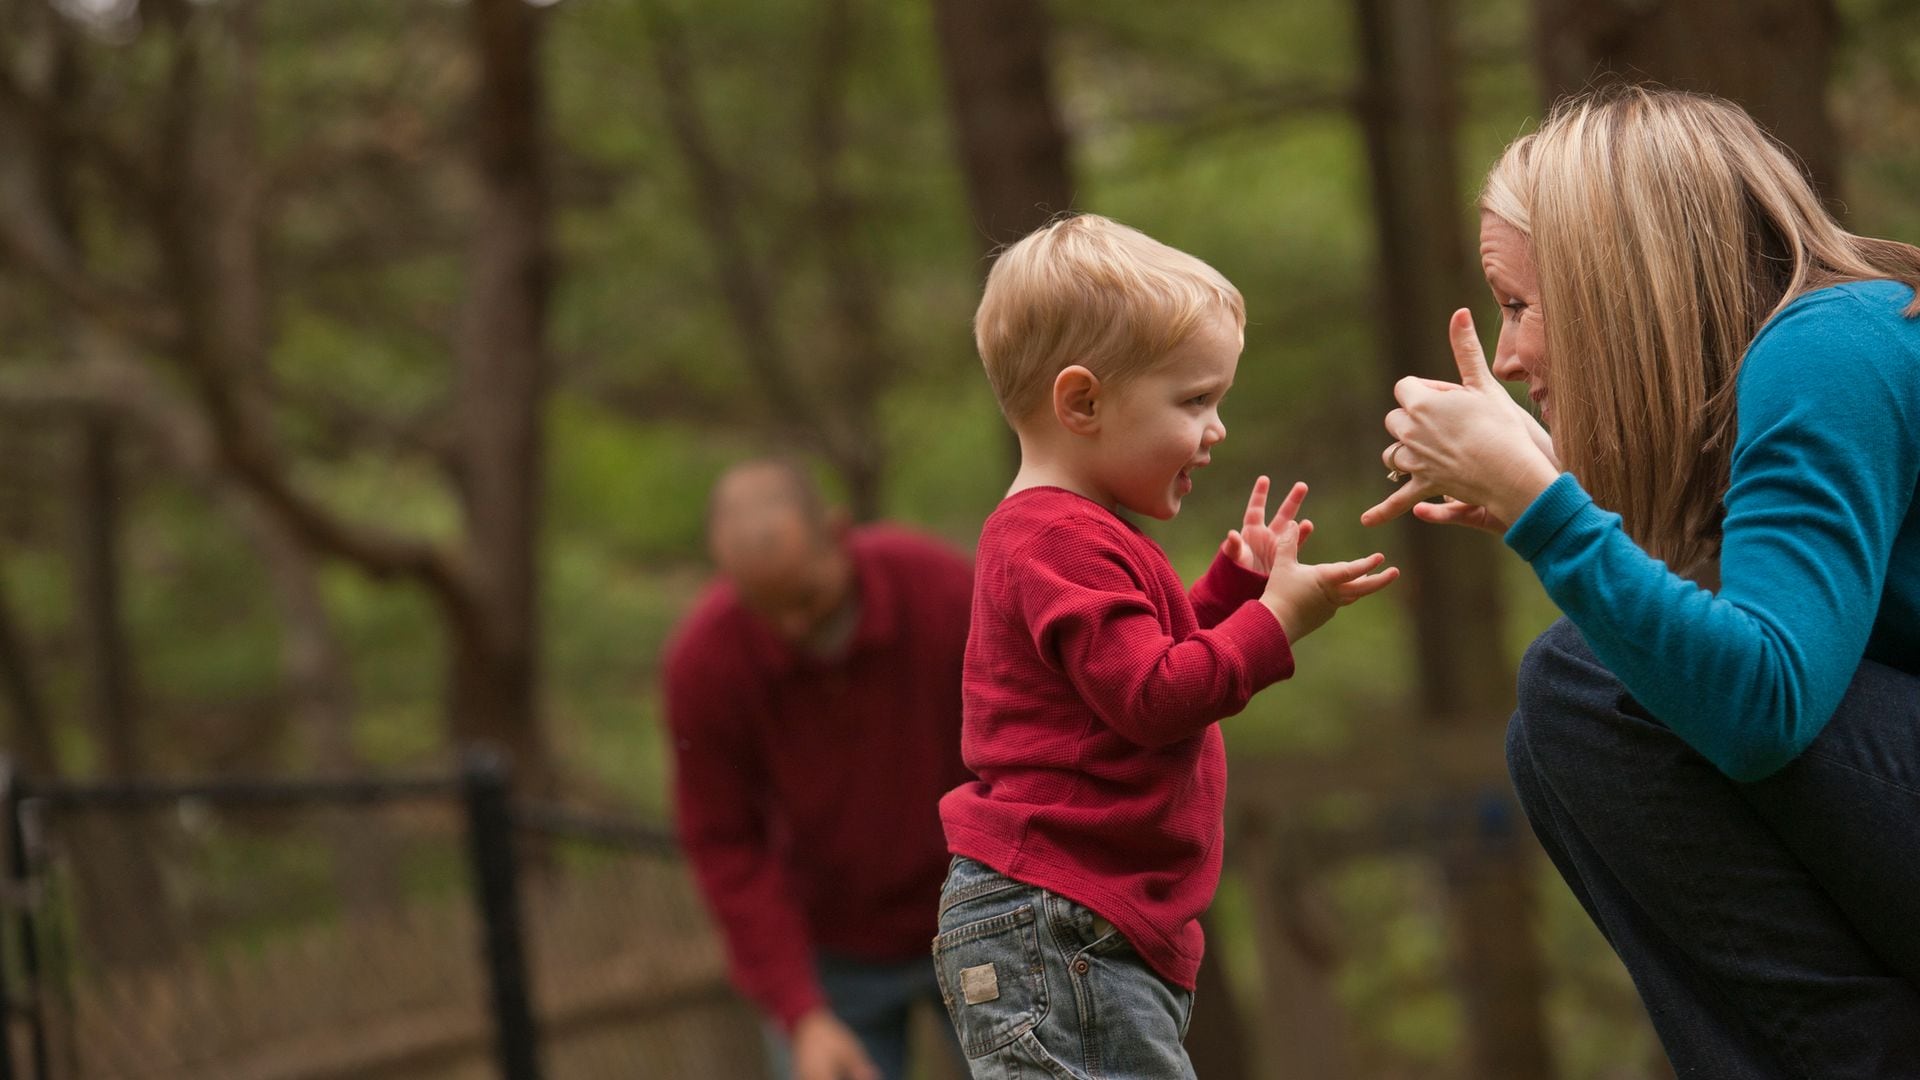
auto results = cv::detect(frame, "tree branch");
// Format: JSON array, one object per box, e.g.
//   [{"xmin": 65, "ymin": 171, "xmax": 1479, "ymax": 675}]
[
  {"xmin": 804, "ymin": 0, "xmax": 889, "ymax": 514},
  {"xmin": 0, "ymin": 358, "xmax": 468, "ymax": 596},
  {"xmin": 642, "ymin": 0, "xmax": 833, "ymax": 449},
  {"xmin": 0, "ymin": 218, "xmax": 183, "ymax": 347}
]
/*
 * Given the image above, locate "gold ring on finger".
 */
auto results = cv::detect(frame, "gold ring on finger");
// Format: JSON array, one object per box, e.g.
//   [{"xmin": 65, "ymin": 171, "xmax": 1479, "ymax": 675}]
[{"xmin": 1386, "ymin": 442, "xmax": 1410, "ymax": 483}]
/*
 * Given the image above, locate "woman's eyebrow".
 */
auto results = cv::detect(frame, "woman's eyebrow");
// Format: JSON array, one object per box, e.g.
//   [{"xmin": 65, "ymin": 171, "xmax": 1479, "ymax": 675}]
[{"xmin": 1483, "ymin": 269, "xmax": 1521, "ymax": 296}]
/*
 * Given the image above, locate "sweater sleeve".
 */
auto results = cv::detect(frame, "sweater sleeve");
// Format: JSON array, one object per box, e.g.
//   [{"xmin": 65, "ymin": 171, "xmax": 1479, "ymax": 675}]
[
  {"xmin": 1010, "ymin": 522, "xmax": 1294, "ymax": 749},
  {"xmin": 1505, "ymin": 286, "xmax": 1920, "ymax": 780},
  {"xmin": 1189, "ymin": 551, "xmax": 1270, "ymax": 629},
  {"xmin": 662, "ymin": 638, "xmax": 825, "ymax": 1032}
]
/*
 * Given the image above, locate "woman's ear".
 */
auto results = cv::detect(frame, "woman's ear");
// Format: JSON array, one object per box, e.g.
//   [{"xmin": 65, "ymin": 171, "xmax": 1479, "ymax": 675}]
[{"xmin": 1053, "ymin": 365, "xmax": 1102, "ymax": 436}]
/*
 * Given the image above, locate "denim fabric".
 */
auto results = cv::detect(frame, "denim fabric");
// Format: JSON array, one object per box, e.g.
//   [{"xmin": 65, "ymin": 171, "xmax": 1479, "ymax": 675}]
[
  {"xmin": 931, "ymin": 857, "xmax": 1195, "ymax": 1080},
  {"xmin": 1509, "ymin": 617, "xmax": 1920, "ymax": 1078},
  {"xmin": 761, "ymin": 951, "xmax": 962, "ymax": 1080}
]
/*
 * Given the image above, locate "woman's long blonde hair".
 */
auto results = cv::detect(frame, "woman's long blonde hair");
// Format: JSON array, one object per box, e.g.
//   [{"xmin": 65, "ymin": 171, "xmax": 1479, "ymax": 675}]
[{"xmin": 1481, "ymin": 86, "xmax": 1920, "ymax": 576}]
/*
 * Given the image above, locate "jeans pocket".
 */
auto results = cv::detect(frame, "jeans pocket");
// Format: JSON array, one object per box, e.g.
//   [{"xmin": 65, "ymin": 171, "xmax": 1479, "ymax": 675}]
[
  {"xmin": 932, "ymin": 904, "xmax": 1049, "ymax": 1058},
  {"xmin": 1042, "ymin": 891, "xmax": 1120, "ymax": 954}
]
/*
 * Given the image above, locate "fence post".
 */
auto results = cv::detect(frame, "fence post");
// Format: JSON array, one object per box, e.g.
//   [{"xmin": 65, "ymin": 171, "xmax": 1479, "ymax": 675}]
[
  {"xmin": 1, "ymin": 760, "xmax": 47, "ymax": 1080},
  {"xmin": 0, "ymin": 758, "xmax": 14, "ymax": 1080},
  {"xmin": 462, "ymin": 748, "xmax": 543, "ymax": 1080}
]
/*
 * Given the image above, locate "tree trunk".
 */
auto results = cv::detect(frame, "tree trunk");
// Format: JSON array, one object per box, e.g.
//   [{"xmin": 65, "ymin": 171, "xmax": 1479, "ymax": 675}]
[
  {"xmin": 1531, "ymin": 0, "xmax": 1841, "ymax": 198},
  {"xmin": 643, "ymin": 0, "xmax": 898, "ymax": 517},
  {"xmin": 0, "ymin": 572, "xmax": 57, "ymax": 778},
  {"xmin": 11, "ymin": 8, "xmax": 179, "ymax": 971},
  {"xmin": 16, "ymin": 5, "xmax": 141, "ymax": 782},
  {"xmin": 72, "ymin": 418, "xmax": 140, "ymax": 778},
  {"xmin": 928, "ymin": 0, "xmax": 1077, "ymax": 251},
  {"xmin": 808, "ymin": 0, "xmax": 889, "ymax": 522},
  {"xmin": 928, "ymin": 0, "xmax": 1078, "ymax": 475},
  {"xmin": 1354, "ymin": 1, "xmax": 1555, "ymax": 1077},
  {"xmin": 453, "ymin": 0, "xmax": 555, "ymax": 792}
]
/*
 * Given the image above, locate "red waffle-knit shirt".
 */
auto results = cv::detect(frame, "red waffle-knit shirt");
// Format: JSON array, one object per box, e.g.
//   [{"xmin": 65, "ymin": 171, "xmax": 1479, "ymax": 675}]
[
  {"xmin": 940, "ymin": 487, "xmax": 1295, "ymax": 990},
  {"xmin": 663, "ymin": 526, "xmax": 974, "ymax": 1031}
]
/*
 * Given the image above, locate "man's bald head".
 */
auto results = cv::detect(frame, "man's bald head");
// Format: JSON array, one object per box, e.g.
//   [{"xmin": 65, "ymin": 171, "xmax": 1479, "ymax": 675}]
[
  {"xmin": 707, "ymin": 459, "xmax": 853, "ymax": 646},
  {"xmin": 708, "ymin": 459, "xmax": 827, "ymax": 546}
]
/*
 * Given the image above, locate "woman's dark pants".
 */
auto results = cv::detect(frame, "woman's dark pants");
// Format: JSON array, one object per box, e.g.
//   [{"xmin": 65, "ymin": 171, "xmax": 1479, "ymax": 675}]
[{"xmin": 1507, "ymin": 619, "xmax": 1920, "ymax": 1077}]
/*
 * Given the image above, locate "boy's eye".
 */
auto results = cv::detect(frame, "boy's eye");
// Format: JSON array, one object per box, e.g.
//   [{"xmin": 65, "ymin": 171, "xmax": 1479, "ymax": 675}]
[{"xmin": 1187, "ymin": 394, "xmax": 1211, "ymax": 407}]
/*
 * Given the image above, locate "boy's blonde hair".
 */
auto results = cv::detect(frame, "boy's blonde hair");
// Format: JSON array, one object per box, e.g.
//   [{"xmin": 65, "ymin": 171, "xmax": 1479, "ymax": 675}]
[
  {"xmin": 974, "ymin": 214, "xmax": 1246, "ymax": 422},
  {"xmin": 1481, "ymin": 86, "xmax": 1920, "ymax": 577}
]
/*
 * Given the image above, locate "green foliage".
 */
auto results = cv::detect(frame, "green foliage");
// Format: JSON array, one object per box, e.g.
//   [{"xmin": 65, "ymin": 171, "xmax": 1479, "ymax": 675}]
[
  {"xmin": 326, "ymin": 568, "xmax": 444, "ymax": 766},
  {"xmin": 126, "ymin": 485, "xmax": 281, "ymax": 708},
  {"xmin": 546, "ymin": 396, "xmax": 739, "ymax": 562},
  {"xmin": 1332, "ymin": 858, "xmax": 1464, "ymax": 1069},
  {"xmin": 878, "ymin": 374, "xmax": 1011, "ymax": 540},
  {"xmin": 541, "ymin": 532, "xmax": 702, "ymax": 815}
]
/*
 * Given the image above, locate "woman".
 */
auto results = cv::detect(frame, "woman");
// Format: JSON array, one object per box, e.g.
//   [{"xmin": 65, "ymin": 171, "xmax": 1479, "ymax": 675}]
[{"xmin": 1365, "ymin": 87, "xmax": 1920, "ymax": 1075}]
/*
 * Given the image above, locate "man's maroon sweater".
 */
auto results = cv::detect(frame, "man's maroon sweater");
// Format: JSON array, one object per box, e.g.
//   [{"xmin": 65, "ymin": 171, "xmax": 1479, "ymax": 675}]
[{"xmin": 663, "ymin": 526, "xmax": 973, "ymax": 1031}]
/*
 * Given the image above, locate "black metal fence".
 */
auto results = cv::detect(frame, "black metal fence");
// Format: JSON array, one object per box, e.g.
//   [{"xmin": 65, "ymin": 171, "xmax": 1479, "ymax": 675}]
[{"xmin": 0, "ymin": 751, "xmax": 764, "ymax": 1080}]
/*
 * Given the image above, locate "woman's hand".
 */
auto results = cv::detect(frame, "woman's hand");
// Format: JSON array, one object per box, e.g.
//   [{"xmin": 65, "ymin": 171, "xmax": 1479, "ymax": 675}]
[
  {"xmin": 1408, "ymin": 496, "xmax": 1509, "ymax": 536},
  {"xmin": 1361, "ymin": 309, "xmax": 1560, "ymax": 530}
]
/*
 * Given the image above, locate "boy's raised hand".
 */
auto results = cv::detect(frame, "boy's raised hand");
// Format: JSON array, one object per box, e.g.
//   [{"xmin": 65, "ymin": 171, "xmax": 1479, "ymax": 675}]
[
  {"xmin": 1254, "ymin": 482, "xmax": 1398, "ymax": 642},
  {"xmin": 1221, "ymin": 476, "xmax": 1314, "ymax": 575}
]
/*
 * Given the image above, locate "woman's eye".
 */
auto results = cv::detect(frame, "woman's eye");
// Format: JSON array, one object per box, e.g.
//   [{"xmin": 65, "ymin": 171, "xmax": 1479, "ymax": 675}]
[{"xmin": 1501, "ymin": 300, "xmax": 1528, "ymax": 320}]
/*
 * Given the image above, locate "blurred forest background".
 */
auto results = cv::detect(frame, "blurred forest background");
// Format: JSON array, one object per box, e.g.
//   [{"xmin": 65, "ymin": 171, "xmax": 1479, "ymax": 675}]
[{"xmin": 1, "ymin": 0, "xmax": 1918, "ymax": 1077}]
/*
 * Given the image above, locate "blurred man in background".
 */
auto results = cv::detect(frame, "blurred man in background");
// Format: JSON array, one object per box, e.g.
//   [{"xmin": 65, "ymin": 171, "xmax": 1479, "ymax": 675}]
[{"xmin": 661, "ymin": 459, "xmax": 973, "ymax": 1080}]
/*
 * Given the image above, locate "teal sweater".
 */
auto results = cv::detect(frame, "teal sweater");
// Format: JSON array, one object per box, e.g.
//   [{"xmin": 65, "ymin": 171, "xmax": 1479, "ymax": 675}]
[{"xmin": 1506, "ymin": 280, "xmax": 1920, "ymax": 781}]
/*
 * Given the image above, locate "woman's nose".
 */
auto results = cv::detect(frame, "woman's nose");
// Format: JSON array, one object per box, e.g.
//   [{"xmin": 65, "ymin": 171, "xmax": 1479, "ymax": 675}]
[{"xmin": 1490, "ymin": 341, "xmax": 1525, "ymax": 382}]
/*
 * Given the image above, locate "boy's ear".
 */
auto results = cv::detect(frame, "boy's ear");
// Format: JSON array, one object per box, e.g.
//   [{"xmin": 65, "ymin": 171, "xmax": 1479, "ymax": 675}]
[{"xmin": 1053, "ymin": 365, "xmax": 1102, "ymax": 436}]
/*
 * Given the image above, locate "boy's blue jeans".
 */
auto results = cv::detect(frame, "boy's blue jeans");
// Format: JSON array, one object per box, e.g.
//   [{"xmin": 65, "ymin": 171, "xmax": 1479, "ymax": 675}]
[
  {"xmin": 932, "ymin": 856, "xmax": 1196, "ymax": 1079},
  {"xmin": 1510, "ymin": 618, "xmax": 1920, "ymax": 1077}
]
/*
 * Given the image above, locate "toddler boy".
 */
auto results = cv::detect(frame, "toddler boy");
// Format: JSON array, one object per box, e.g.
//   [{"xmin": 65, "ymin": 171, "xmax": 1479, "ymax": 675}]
[{"xmin": 934, "ymin": 214, "xmax": 1397, "ymax": 1078}]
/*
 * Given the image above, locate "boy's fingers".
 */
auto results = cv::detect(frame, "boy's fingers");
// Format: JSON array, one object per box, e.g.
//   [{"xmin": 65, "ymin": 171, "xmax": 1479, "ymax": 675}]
[
  {"xmin": 1221, "ymin": 530, "xmax": 1244, "ymax": 559},
  {"xmin": 1243, "ymin": 475, "xmax": 1271, "ymax": 528},
  {"xmin": 1269, "ymin": 481, "xmax": 1309, "ymax": 529},
  {"xmin": 1318, "ymin": 552, "xmax": 1387, "ymax": 582},
  {"xmin": 1296, "ymin": 519, "xmax": 1313, "ymax": 546},
  {"xmin": 1338, "ymin": 566, "xmax": 1401, "ymax": 600},
  {"xmin": 1272, "ymin": 518, "xmax": 1301, "ymax": 555}
]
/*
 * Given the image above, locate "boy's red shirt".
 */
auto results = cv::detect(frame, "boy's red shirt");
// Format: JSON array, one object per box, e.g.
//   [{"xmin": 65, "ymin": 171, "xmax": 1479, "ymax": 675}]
[
  {"xmin": 940, "ymin": 487, "xmax": 1294, "ymax": 990},
  {"xmin": 663, "ymin": 526, "xmax": 974, "ymax": 1032}
]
